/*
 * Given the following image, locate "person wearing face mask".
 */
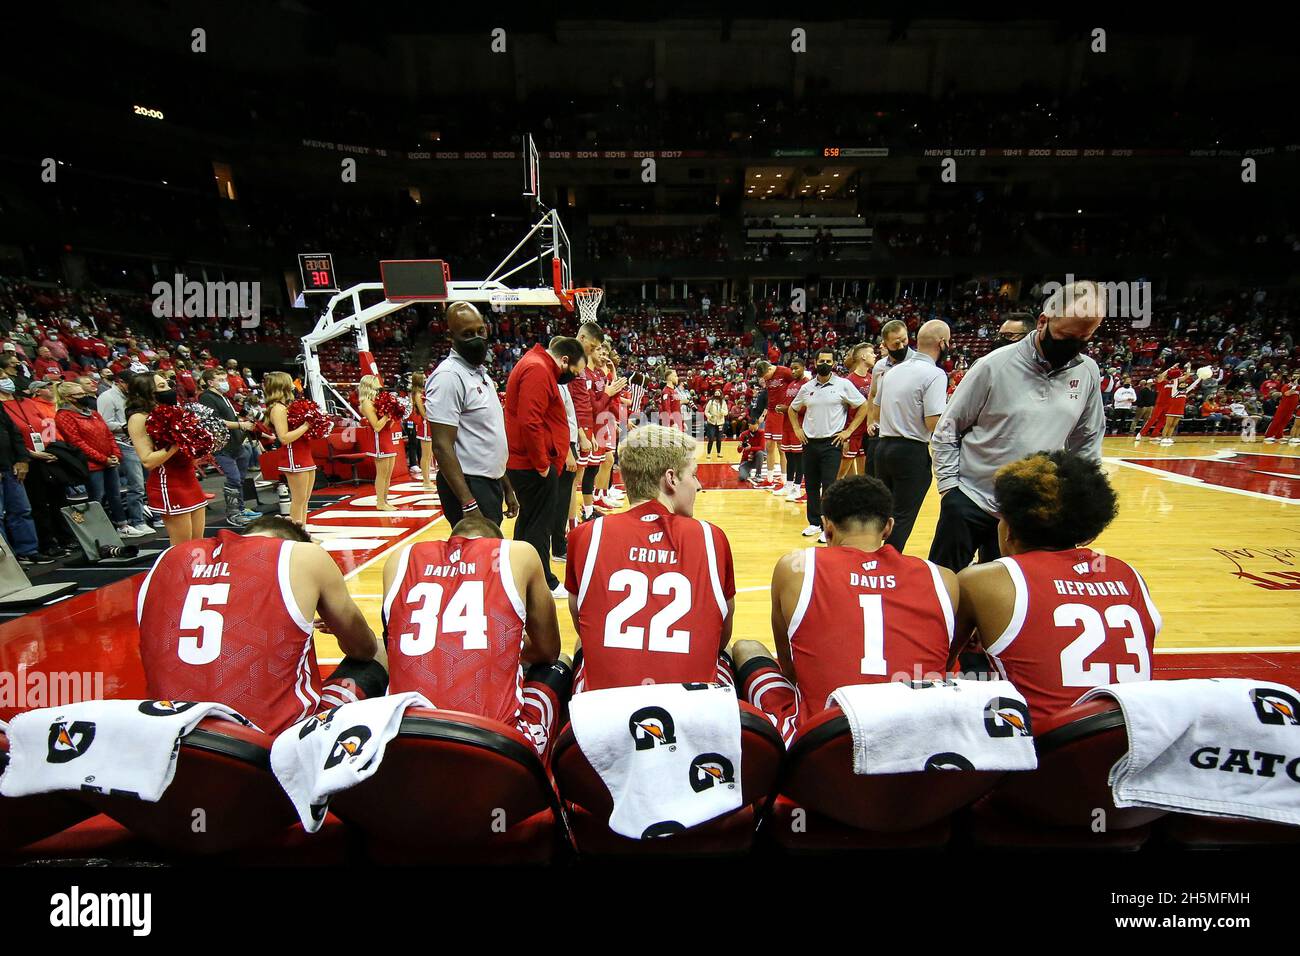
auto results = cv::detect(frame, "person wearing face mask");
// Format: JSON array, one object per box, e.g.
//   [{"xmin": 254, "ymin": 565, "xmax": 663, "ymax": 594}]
[
  {"xmin": 127, "ymin": 372, "xmax": 207, "ymax": 546},
  {"xmin": 200, "ymin": 367, "xmax": 261, "ymax": 527},
  {"xmin": 428, "ymin": 302, "xmax": 519, "ymax": 530},
  {"xmin": 97, "ymin": 367, "xmax": 151, "ymax": 531},
  {"xmin": 928, "ymin": 280, "xmax": 1106, "ymax": 572},
  {"xmin": 872, "ymin": 320, "xmax": 951, "ymax": 554},
  {"xmin": 788, "ymin": 350, "xmax": 870, "ymax": 543},
  {"xmin": 704, "ymin": 388, "xmax": 727, "ymax": 460},
  {"xmin": 53, "ymin": 381, "xmax": 144, "ymax": 538},
  {"xmin": 864, "ymin": 319, "xmax": 915, "ymax": 479},
  {"xmin": 504, "ymin": 334, "xmax": 587, "ymax": 597},
  {"xmin": 1111, "ymin": 377, "xmax": 1137, "ymax": 435}
]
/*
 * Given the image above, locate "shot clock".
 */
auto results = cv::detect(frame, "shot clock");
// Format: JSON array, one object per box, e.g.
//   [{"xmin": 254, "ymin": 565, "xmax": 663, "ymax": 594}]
[{"xmin": 298, "ymin": 253, "xmax": 338, "ymax": 294}]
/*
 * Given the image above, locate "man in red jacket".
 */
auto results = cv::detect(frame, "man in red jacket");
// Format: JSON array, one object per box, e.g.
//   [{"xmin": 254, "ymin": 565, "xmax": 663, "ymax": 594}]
[{"xmin": 505, "ymin": 337, "xmax": 587, "ymax": 596}]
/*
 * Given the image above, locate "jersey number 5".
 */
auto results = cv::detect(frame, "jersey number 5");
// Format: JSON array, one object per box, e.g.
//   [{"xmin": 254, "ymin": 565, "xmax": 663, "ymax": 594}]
[{"xmin": 178, "ymin": 584, "xmax": 230, "ymax": 665}]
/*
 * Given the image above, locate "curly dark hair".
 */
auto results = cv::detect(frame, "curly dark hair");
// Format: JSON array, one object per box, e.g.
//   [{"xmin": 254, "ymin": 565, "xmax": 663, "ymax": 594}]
[
  {"xmin": 993, "ymin": 451, "xmax": 1118, "ymax": 550},
  {"xmin": 821, "ymin": 475, "xmax": 894, "ymax": 533}
]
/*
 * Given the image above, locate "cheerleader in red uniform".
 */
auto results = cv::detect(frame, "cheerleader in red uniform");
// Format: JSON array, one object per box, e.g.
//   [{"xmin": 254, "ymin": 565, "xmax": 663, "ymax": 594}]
[
  {"xmin": 264, "ymin": 371, "xmax": 315, "ymax": 526},
  {"xmin": 359, "ymin": 374, "xmax": 397, "ymax": 511},
  {"xmin": 410, "ymin": 370, "xmax": 434, "ymax": 492},
  {"xmin": 127, "ymin": 372, "xmax": 206, "ymax": 545}
]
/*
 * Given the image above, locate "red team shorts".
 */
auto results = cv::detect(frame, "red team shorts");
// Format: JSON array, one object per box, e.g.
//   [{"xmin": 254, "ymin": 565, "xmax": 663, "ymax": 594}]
[{"xmin": 763, "ymin": 410, "xmax": 786, "ymax": 443}]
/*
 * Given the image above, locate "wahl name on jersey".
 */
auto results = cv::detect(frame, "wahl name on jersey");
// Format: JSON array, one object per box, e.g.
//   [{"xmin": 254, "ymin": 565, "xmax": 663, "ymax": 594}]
[
  {"xmin": 1052, "ymin": 579, "xmax": 1131, "ymax": 597},
  {"xmin": 190, "ymin": 562, "xmax": 231, "ymax": 579}
]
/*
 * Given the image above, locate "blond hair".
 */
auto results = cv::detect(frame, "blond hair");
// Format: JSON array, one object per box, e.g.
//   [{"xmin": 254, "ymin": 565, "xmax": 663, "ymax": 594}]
[
  {"xmin": 53, "ymin": 381, "xmax": 83, "ymax": 410},
  {"xmin": 263, "ymin": 371, "xmax": 295, "ymax": 407},
  {"xmin": 411, "ymin": 371, "xmax": 427, "ymax": 416},
  {"xmin": 358, "ymin": 374, "xmax": 382, "ymax": 403},
  {"xmin": 619, "ymin": 425, "xmax": 696, "ymax": 502}
]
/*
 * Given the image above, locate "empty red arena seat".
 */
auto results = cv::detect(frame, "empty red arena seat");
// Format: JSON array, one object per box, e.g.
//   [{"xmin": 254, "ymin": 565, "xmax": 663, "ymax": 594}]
[
  {"xmin": 328, "ymin": 707, "xmax": 561, "ymax": 865},
  {"xmin": 74, "ymin": 717, "xmax": 302, "ymax": 857},
  {"xmin": 0, "ymin": 728, "xmax": 97, "ymax": 855},
  {"xmin": 551, "ymin": 701, "xmax": 783, "ymax": 857},
  {"xmin": 970, "ymin": 696, "xmax": 1164, "ymax": 849},
  {"xmin": 766, "ymin": 705, "xmax": 1007, "ymax": 851}
]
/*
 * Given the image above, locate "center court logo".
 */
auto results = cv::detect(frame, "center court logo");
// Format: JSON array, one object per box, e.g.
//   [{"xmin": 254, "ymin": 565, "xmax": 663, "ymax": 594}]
[
  {"xmin": 46, "ymin": 720, "xmax": 96, "ymax": 762},
  {"xmin": 628, "ymin": 706, "xmax": 676, "ymax": 750},
  {"xmin": 687, "ymin": 752, "xmax": 736, "ymax": 792}
]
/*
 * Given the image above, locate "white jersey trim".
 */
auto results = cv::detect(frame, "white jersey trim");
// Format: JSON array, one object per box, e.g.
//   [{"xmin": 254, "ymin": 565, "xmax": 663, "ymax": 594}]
[
  {"xmin": 136, "ymin": 546, "xmax": 171, "ymax": 625},
  {"xmin": 499, "ymin": 541, "xmax": 527, "ymax": 622},
  {"xmin": 698, "ymin": 519, "xmax": 729, "ymax": 619},
  {"xmin": 786, "ymin": 548, "xmax": 817, "ymax": 636},
  {"xmin": 576, "ymin": 517, "xmax": 604, "ymax": 609},
  {"xmin": 985, "ymin": 557, "xmax": 1028, "ymax": 658},
  {"xmin": 381, "ymin": 543, "xmax": 414, "ymax": 626},
  {"xmin": 279, "ymin": 541, "xmax": 315, "ymax": 635},
  {"xmin": 925, "ymin": 559, "xmax": 956, "ymax": 644},
  {"xmin": 1133, "ymin": 568, "xmax": 1163, "ymax": 637}
]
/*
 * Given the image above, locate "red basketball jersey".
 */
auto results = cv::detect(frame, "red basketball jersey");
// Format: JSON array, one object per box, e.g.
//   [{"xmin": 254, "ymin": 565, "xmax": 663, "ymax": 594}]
[
  {"xmin": 764, "ymin": 366, "xmax": 794, "ymax": 410},
  {"xmin": 566, "ymin": 499, "xmax": 735, "ymax": 692},
  {"xmin": 985, "ymin": 549, "xmax": 1161, "ymax": 728},
  {"xmin": 382, "ymin": 536, "xmax": 528, "ymax": 726},
  {"xmin": 786, "ymin": 544, "xmax": 954, "ymax": 732},
  {"xmin": 136, "ymin": 530, "xmax": 320, "ymax": 734},
  {"xmin": 847, "ymin": 371, "xmax": 872, "ymax": 438}
]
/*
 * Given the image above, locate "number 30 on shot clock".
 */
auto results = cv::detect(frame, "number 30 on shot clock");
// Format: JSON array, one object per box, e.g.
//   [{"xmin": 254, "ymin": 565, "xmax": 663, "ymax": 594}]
[{"xmin": 298, "ymin": 252, "xmax": 338, "ymax": 294}]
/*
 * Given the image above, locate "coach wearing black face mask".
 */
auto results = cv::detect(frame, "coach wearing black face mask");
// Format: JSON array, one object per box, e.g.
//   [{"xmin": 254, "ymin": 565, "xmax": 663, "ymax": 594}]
[
  {"xmin": 928, "ymin": 281, "xmax": 1106, "ymax": 572},
  {"xmin": 426, "ymin": 302, "xmax": 517, "ymax": 529}
]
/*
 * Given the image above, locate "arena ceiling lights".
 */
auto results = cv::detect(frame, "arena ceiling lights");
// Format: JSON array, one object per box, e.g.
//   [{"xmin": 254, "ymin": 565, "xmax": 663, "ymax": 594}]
[{"xmin": 746, "ymin": 165, "xmax": 854, "ymax": 200}]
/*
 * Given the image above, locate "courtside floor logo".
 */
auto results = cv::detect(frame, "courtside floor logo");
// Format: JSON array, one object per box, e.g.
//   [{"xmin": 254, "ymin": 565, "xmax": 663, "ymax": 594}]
[{"xmin": 50, "ymin": 886, "xmax": 151, "ymax": 936}]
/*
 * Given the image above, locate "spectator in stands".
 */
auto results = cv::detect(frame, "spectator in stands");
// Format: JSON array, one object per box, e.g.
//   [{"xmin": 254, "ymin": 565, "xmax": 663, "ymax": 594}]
[
  {"xmin": 96, "ymin": 369, "xmax": 150, "ymax": 532},
  {"xmin": 2, "ymin": 379, "xmax": 74, "ymax": 558},
  {"xmin": 53, "ymin": 381, "xmax": 143, "ymax": 538},
  {"xmin": 197, "ymin": 367, "xmax": 260, "ymax": 528},
  {"xmin": 1111, "ymin": 376, "xmax": 1137, "ymax": 434},
  {"xmin": 0, "ymin": 372, "xmax": 49, "ymax": 566}
]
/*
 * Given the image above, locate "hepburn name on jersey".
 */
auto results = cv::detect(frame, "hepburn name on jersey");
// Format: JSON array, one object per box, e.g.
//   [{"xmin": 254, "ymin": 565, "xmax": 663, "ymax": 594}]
[{"xmin": 1052, "ymin": 578, "xmax": 1131, "ymax": 597}]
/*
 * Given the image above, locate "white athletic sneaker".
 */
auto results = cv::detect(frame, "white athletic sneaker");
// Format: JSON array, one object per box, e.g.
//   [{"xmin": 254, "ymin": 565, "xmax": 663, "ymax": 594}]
[
  {"xmin": 131, "ymin": 523, "xmax": 154, "ymax": 536},
  {"xmin": 550, "ymin": 583, "xmax": 570, "ymax": 600},
  {"xmin": 801, "ymin": 525, "xmax": 822, "ymax": 537},
  {"xmin": 117, "ymin": 524, "xmax": 148, "ymax": 539},
  {"xmin": 772, "ymin": 481, "xmax": 791, "ymax": 496},
  {"xmin": 818, "ymin": 531, "xmax": 828, "ymax": 544},
  {"xmin": 1264, "ymin": 438, "xmax": 1276, "ymax": 443},
  {"xmin": 784, "ymin": 484, "xmax": 802, "ymax": 500}
]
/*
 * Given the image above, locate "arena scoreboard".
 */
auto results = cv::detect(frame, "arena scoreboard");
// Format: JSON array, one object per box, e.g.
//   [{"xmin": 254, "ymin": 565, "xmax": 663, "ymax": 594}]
[
  {"xmin": 380, "ymin": 259, "xmax": 451, "ymax": 301},
  {"xmin": 298, "ymin": 253, "xmax": 338, "ymax": 293}
]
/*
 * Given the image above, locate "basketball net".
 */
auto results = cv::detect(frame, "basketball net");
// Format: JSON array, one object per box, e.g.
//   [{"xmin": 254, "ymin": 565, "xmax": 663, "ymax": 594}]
[{"xmin": 571, "ymin": 287, "xmax": 604, "ymax": 324}]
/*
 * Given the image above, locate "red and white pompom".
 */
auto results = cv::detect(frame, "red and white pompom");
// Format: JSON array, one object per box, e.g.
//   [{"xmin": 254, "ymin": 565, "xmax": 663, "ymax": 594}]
[
  {"xmin": 286, "ymin": 398, "xmax": 334, "ymax": 439},
  {"xmin": 146, "ymin": 404, "xmax": 219, "ymax": 458}
]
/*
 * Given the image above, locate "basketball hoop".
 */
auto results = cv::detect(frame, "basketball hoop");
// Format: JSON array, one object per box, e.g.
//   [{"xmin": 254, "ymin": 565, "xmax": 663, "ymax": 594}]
[{"xmin": 568, "ymin": 287, "xmax": 604, "ymax": 322}]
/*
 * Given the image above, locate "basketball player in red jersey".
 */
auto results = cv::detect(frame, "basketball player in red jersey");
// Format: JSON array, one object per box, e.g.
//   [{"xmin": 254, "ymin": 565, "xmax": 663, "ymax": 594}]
[
  {"xmin": 732, "ymin": 475, "xmax": 958, "ymax": 744},
  {"xmin": 838, "ymin": 343, "xmax": 876, "ymax": 479},
  {"xmin": 755, "ymin": 359, "xmax": 796, "ymax": 488},
  {"xmin": 565, "ymin": 424, "xmax": 736, "ymax": 692},
  {"xmin": 381, "ymin": 513, "xmax": 573, "ymax": 758},
  {"xmin": 953, "ymin": 451, "xmax": 1160, "ymax": 728},
  {"xmin": 137, "ymin": 516, "xmax": 388, "ymax": 735},
  {"xmin": 775, "ymin": 359, "xmax": 807, "ymax": 500}
]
